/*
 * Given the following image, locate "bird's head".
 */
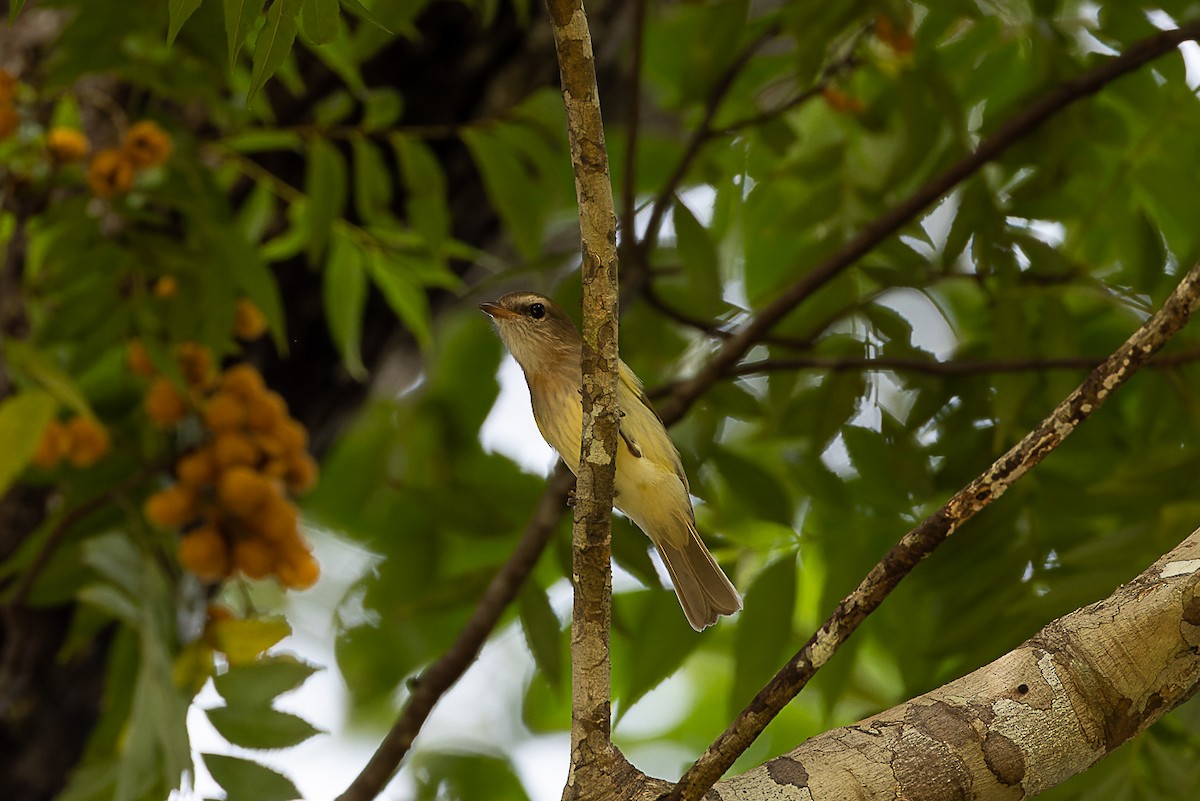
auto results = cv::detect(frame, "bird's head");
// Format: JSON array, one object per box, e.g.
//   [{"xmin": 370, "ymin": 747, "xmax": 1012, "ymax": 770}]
[{"xmin": 478, "ymin": 291, "xmax": 581, "ymax": 372}]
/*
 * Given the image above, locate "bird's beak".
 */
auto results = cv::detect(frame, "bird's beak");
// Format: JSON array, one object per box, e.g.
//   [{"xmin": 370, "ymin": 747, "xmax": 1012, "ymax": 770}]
[{"xmin": 478, "ymin": 301, "xmax": 520, "ymax": 320}]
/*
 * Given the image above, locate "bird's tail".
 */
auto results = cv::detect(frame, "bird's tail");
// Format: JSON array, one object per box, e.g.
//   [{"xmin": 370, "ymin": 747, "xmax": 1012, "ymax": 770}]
[{"xmin": 654, "ymin": 526, "xmax": 742, "ymax": 631}]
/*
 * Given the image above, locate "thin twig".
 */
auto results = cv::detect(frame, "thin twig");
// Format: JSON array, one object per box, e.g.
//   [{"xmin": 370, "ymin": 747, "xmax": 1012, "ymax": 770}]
[
  {"xmin": 621, "ymin": 0, "xmax": 647, "ymax": 237},
  {"xmin": 634, "ymin": 25, "xmax": 781, "ymax": 264},
  {"xmin": 655, "ymin": 19, "xmax": 1200, "ymax": 427},
  {"xmin": 729, "ymin": 349, "xmax": 1200, "ymax": 378},
  {"xmin": 670, "ymin": 261, "xmax": 1200, "ymax": 799},
  {"xmin": 334, "ymin": 466, "xmax": 573, "ymax": 801}
]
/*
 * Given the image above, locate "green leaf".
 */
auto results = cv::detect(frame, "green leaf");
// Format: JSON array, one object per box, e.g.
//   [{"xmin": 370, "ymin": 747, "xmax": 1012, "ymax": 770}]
[
  {"xmin": 351, "ymin": 137, "xmax": 393, "ymax": 225},
  {"xmin": 338, "ymin": 0, "xmax": 392, "ymax": 34},
  {"xmin": 213, "ymin": 656, "xmax": 319, "ymax": 708},
  {"xmin": 9, "ymin": 0, "xmax": 26, "ymax": 23},
  {"xmin": 364, "ymin": 250, "xmax": 432, "ymax": 350},
  {"xmin": 462, "ymin": 126, "xmax": 545, "ymax": 259},
  {"xmin": 710, "ymin": 448, "xmax": 793, "ymax": 527},
  {"xmin": 412, "ymin": 753, "xmax": 525, "ymax": 801},
  {"xmin": 167, "ymin": 0, "xmax": 204, "ymax": 45},
  {"xmin": 3, "ymin": 341, "xmax": 92, "ymax": 418},
  {"xmin": 247, "ymin": 0, "xmax": 301, "ymax": 102},
  {"xmin": 323, "ymin": 234, "xmax": 369, "ymax": 380},
  {"xmin": 302, "ymin": 137, "xmax": 347, "ymax": 264},
  {"xmin": 0, "ymin": 391, "xmax": 56, "ymax": 495},
  {"xmin": 616, "ymin": 590, "xmax": 701, "ymax": 717},
  {"xmin": 206, "ymin": 705, "xmax": 322, "ymax": 749},
  {"xmin": 673, "ymin": 201, "xmax": 718, "ymax": 275},
  {"xmin": 519, "ymin": 583, "xmax": 563, "ymax": 690},
  {"xmin": 362, "ymin": 89, "xmax": 404, "ymax": 131},
  {"xmin": 202, "ymin": 754, "xmax": 302, "ymax": 801},
  {"xmin": 393, "ymin": 134, "xmax": 450, "ymax": 245},
  {"xmin": 224, "ymin": 0, "xmax": 259, "ymax": 67},
  {"xmin": 299, "ymin": 0, "xmax": 340, "ymax": 45},
  {"xmin": 729, "ymin": 555, "xmax": 796, "ymax": 713}
]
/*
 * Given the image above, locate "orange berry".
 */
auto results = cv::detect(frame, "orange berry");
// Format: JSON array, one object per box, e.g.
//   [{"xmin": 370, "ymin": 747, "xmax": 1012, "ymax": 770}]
[
  {"xmin": 245, "ymin": 391, "xmax": 286, "ymax": 432},
  {"xmin": 217, "ymin": 465, "xmax": 273, "ymax": 517},
  {"xmin": 145, "ymin": 485, "xmax": 199, "ymax": 528},
  {"xmin": 122, "ymin": 120, "xmax": 172, "ymax": 168},
  {"xmin": 66, "ymin": 416, "xmax": 110, "ymax": 468},
  {"xmin": 152, "ymin": 275, "xmax": 178, "ymax": 299},
  {"xmin": 263, "ymin": 457, "xmax": 289, "ymax": 479},
  {"xmin": 821, "ymin": 87, "xmax": 865, "ymax": 115},
  {"xmin": 247, "ymin": 493, "xmax": 298, "ymax": 543},
  {"xmin": 127, "ymin": 339, "xmax": 156, "ymax": 377},
  {"xmin": 146, "ymin": 377, "xmax": 188, "ymax": 426},
  {"xmin": 278, "ymin": 551, "xmax": 320, "ymax": 590},
  {"xmin": 233, "ymin": 537, "xmax": 276, "ymax": 580},
  {"xmin": 203, "ymin": 391, "xmax": 245, "ymax": 433},
  {"xmin": 47, "ymin": 128, "xmax": 90, "ymax": 163},
  {"xmin": 875, "ymin": 13, "xmax": 915, "ymax": 57},
  {"xmin": 32, "ymin": 419, "xmax": 70, "ymax": 469},
  {"xmin": 0, "ymin": 70, "xmax": 16, "ymax": 104},
  {"xmin": 179, "ymin": 524, "xmax": 230, "ymax": 582},
  {"xmin": 176, "ymin": 448, "xmax": 218, "ymax": 488},
  {"xmin": 87, "ymin": 148, "xmax": 135, "ymax": 198},
  {"xmin": 275, "ymin": 419, "xmax": 309, "ymax": 454},
  {"xmin": 0, "ymin": 104, "xmax": 18, "ymax": 140},
  {"xmin": 206, "ymin": 604, "xmax": 234, "ymax": 624},
  {"xmin": 220, "ymin": 364, "xmax": 266, "ymax": 400},
  {"xmin": 233, "ymin": 298, "xmax": 268, "ymax": 340},
  {"xmin": 176, "ymin": 342, "xmax": 214, "ymax": 390},
  {"xmin": 212, "ymin": 431, "xmax": 259, "ymax": 469},
  {"xmin": 285, "ymin": 453, "xmax": 318, "ymax": 494}
]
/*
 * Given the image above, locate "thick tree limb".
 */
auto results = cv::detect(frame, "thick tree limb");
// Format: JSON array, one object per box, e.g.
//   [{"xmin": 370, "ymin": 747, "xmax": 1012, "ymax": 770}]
[
  {"xmin": 671, "ymin": 261, "xmax": 1200, "ymax": 800},
  {"xmin": 545, "ymin": 0, "xmax": 625, "ymax": 793},
  {"xmin": 655, "ymin": 18, "xmax": 1200, "ymax": 426},
  {"xmin": 716, "ymin": 524, "xmax": 1200, "ymax": 799},
  {"xmin": 334, "ymin": 465, "xmax": 573, "ymax": 801}
]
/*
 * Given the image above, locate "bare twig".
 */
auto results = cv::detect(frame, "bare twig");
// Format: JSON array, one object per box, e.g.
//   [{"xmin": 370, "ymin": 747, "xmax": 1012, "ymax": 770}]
[
  {"xmin": 671, "ymin": 261, "xmax": 1200, "ymax": 800},
  {"xmin": 728, "ymin": 348, "xmax": 1200, "ymax": 378},
  {"xmin": 655, "ymin": 19, "xmax": 1200, "ymax": 427},
  {"xmin": 334, "ymin": 466, "xmax": 573, "ymax": 801},
  {"xmin": 633, "ymin": 25, "xmax": 781, "ymax": 264},
  {"xmin": 620, "ymin": 0, "xmax": 647, "ymax": 238}
]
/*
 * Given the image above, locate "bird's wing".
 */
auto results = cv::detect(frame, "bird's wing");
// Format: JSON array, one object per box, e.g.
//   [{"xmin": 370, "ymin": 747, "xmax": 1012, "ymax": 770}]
[{"xmin": 617, "ymin": 360, "xmax": 691, "ymax": 495}]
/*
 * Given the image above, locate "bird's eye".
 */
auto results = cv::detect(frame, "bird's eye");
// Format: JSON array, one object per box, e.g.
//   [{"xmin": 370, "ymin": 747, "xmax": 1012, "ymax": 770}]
[{"xmin": 528, "ymin": 302, "xmax": 546, "ymax": 319}]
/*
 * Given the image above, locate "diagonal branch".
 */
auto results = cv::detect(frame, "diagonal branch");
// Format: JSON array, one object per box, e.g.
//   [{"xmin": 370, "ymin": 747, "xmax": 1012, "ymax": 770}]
[
  {"xmin": 334, "ymin": 465, "xmax": 573, "ymax": 801},
  {"xmin": 670, "ymin": 260, "xmax": 1200, "ymax": 800},
  {"xmin": 655, "ymin": 18, "xmax": 1200, "ymax": 427},
  {"xmin": 713, "ymin": 524, "xmax": 1200, "ymax": 799}
]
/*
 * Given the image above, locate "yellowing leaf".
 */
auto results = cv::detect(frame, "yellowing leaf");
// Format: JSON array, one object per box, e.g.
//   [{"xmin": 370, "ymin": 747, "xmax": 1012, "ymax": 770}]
[{"xmin": 210, "ymin": 617, "xmax": 291, "ymax": 665}]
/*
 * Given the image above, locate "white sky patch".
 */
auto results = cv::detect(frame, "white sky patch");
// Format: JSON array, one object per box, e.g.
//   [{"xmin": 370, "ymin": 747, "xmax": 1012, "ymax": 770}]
[
  {"xmin": 480, "ymin": 356, "xmax": 557, "ymax": 475},
  {"xmin": 875, "ymin": 288, "xmax": 958, "ymax": 360}
]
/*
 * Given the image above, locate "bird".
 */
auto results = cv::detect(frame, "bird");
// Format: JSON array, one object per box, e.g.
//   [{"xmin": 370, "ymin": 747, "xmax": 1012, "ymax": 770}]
[{"xmin": 479, "ymin": 291, "xmax": 741, "ymax": 630}]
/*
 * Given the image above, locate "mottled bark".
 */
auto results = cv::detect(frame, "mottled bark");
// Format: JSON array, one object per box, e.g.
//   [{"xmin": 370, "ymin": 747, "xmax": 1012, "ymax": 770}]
[
  {"xmin": 716, "ymin": 525, "xmax": 1200, "ymax": 800},
  {"xmin": 544, "ymin": 0, "xmax": 625, "ymax": 794}
]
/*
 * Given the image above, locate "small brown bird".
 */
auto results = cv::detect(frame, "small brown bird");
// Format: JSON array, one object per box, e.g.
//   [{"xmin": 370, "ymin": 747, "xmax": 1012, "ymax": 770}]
[{"xmin": 480, "ymin": 291, "xmax": 741, "ymax": 630}]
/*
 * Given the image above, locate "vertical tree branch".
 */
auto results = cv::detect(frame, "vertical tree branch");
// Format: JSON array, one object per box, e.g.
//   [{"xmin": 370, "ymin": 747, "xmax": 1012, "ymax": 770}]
[{"xmin": 545, "ymin": 0, "xmax": 623, "ymax": 789}]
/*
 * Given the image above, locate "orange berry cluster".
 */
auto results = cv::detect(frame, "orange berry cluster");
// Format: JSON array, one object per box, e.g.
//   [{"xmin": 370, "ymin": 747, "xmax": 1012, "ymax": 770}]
[
  {"xmin": 131, "ymin": 344, "xmax": 319, "ymax": 590},
  {"xmin": 32, "ymin": 415, "xmax": 111, "ymax": 470},
  {"xmin": 87, "ymin": 120, "xmax": 172, "ymax": 199}
]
